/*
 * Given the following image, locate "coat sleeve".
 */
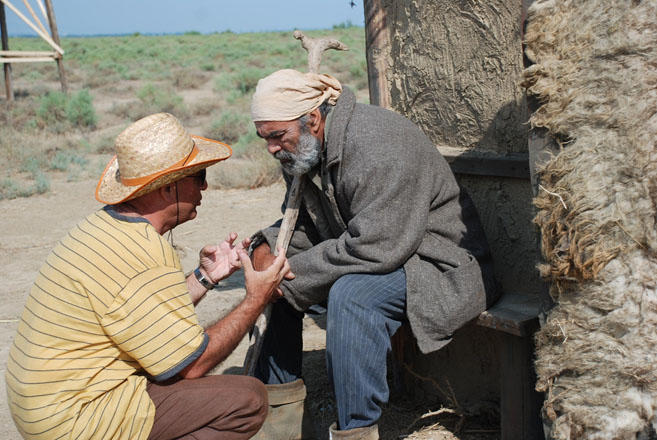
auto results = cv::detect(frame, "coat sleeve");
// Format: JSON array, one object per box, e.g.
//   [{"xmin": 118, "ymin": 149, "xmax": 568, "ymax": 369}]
[{"xmin": 251, "ymin": 173, "xmax": 323, "ymax": 258}]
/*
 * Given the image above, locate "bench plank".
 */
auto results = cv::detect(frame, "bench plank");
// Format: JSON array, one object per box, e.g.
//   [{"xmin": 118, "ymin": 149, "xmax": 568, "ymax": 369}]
[{"xmin": 477, "ymin": 292, "xmax": 541, "ymax": 337}]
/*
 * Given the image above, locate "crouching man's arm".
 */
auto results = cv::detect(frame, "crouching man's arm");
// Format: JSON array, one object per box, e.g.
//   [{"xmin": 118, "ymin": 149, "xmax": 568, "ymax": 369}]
[
  {"xmin": 179, "ymin": 249, "xmax": 294, "ymax": 379},
  {"xmin": 186, "ymin": 232, "xmax": 251, "ymax": 305}
]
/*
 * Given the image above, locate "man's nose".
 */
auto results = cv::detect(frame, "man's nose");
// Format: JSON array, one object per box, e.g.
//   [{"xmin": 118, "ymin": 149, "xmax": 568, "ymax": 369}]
[
  {"xmin": 201, "ymin": 179, "xmax": 208, "ymax": 191},
  {"xmin": 267, "ymin": 141, "xmax": 281, "ymax": 155}
]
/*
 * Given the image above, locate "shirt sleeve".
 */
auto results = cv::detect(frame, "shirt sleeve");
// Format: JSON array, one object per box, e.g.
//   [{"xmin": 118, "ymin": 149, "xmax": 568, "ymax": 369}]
[{"xmin": 100, "ymin": 266, "xmax": 207, "ymax": 381}]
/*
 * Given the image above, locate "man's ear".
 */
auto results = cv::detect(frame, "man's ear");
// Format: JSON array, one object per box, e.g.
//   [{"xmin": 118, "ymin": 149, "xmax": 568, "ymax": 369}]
[
  {"xmin": 159, "ymin": 182, "xmax": 177, "ymax": 203},
  {"xmin": 308, "ymin": 108, "xmax": 323, "ymax": 136}
]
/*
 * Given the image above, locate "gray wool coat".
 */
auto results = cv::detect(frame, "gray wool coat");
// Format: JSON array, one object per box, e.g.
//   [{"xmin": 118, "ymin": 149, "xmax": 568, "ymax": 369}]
[{"xmin": 256, "ymin": 87, "xmax": 496, "ymax": 353}]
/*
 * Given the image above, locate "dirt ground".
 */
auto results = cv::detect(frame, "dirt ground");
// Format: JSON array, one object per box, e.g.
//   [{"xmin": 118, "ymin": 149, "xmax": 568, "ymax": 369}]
[{"xmin": 0, "ymin": 176, "xmax": 498, "ymax": 439}]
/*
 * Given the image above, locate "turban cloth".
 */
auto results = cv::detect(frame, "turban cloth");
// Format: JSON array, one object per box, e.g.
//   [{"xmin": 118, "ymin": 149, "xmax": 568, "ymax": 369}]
[{"xmin": 251, "ymin": 69, "xmax": 342, "ymax": 122}]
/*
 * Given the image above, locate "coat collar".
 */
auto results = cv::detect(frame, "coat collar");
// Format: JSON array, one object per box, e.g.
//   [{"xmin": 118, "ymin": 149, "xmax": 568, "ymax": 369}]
[{"xmin": 325, "ymin": 87, "xmax": 356, "ymax": 169}]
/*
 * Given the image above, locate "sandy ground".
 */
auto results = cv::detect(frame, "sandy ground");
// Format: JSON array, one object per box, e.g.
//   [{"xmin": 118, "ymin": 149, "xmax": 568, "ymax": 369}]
[{"xmin": 0, "ymin": 177, "xmax": 494, "ymax": 439}]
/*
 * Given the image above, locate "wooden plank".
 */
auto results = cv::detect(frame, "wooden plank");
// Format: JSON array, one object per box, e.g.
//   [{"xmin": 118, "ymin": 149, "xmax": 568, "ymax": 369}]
[
  {"xmin": 34, "ymin": 0, "xmax": 46, "ymax": 23},
  {"xmin": 499, "ymin": 323, "xmax": 544, "ymax": 439},
  {"xmin": 0, "ymin": 1, "xmax": 11, "ymax": 101},
  {"xmin": 0, "ymin": 50, "xmax": 55, "ymax": 56},
  {"xmin": 22, "ymin": 0, "xmax": 48, "ymax": 36},
  {"xmin": 0, "ymin": 56, "xmax": 54, "ymax": 62},
  {"xmin": 44, "ymin": 0, "xmax": 66, "ymax": 92},
  {"xmin": 438, "ymin": 145, "xmax": 531, "ymax": 180},
  {"xmin": 476, "ymin": 292, "xmax": 540, "ymax": 337},
  {"xmin": 0, "ymin": 0, "xmax": 63, "ymax": 54}
]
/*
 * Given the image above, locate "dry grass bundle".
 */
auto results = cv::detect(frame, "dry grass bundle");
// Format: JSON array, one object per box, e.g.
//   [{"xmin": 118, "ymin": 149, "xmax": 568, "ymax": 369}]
[{"xmin": 523, "ymin": 0, "xmax": 657, "ymax": 438}]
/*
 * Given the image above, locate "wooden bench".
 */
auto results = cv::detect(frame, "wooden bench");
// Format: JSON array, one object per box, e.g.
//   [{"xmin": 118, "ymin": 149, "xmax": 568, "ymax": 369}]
[{"xmin": 476, "ymin": 292, "xmax": 545, "ymax": 440}]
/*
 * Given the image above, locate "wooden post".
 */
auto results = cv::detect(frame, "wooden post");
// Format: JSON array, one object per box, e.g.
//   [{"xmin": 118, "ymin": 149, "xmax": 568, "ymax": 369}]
[
  {"xmin": 498, "ymin": 321, "xmax": 544, "ymax": 439},
  {"xmin": 363, "ymin": 0, "xmax": 391, "ymax": 109},
  {"xmin": 0, "ymin": 0, "xmax": 12, "ymax": 100},
  {"xmin": 43, "ymin": 0, "xmax": 66, "ymax": 93}
]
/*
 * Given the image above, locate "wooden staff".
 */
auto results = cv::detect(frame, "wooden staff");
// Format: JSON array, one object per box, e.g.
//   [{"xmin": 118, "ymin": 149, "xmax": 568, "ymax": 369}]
[
  {"xmin": 243, "ymin": 31, "xmax": 348, "ymax": 376},
  {"xmin": 242, "ymin": 177, "xmax": 304, "ymax": 376}
]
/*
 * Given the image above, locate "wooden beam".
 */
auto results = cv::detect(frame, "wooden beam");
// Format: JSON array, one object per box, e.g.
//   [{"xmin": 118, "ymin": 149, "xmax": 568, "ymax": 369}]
[
  {"xmin": 22, "ymin": 0, "xmax": 48, "ymax": 36},
  {"xmin": 0, "ymin": 56, "xmax": 54, "ymax": 62},
  {"xmin": 476, "ymin": 292, "xmax": 541, "ymax": 337},
  {"xmin": 34, "ymin": 0, "xmax": 46, "ymax": 23},
  {"xmin": 0, "ymin": 50, "xmax": 55, "ymax": 56},
  {"xmin": 0, "ymin": 0, "xmax": 12, "ymax": 101},
  {"xmin": 0, "ymin": 0, "xmax": 64, "ymax": 54},
  {"xmin": 498, "ymin": 325, "xmax": 544, "ymax": 439},
  {"xmin": 43, "ymin": 0, "xmax": 66, "ymax": 93},
  {"xmin": 437, "ymin": 145, "xmax": 531, "ymax": 180}
]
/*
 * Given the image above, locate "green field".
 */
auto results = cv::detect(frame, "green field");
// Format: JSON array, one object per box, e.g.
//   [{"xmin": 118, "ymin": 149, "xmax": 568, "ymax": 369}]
[{"xmin": 0, "ymin": 26, "xmax": 367, "ymax": 199}]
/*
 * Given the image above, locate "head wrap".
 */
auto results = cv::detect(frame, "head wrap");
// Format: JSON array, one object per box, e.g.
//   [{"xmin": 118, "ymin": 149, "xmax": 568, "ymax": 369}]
[{"xmin": 250, "ymin": 69, "xmax": 342, "ymax": 122}]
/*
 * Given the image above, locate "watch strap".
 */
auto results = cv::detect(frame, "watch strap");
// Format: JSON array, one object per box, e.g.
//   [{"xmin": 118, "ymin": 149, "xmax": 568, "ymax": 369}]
[{"xmin": 194, "ymin": 267, "xmax": 216, "ymax": 290}]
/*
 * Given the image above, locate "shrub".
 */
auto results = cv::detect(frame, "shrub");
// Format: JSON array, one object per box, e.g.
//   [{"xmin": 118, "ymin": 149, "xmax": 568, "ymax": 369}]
[
  {"xmin": 349, "ymin": 60, "xmax": 367, "ymax": 80},
  {"xmin": 213, "ymin": 73, "xmax": 233, "ymax": 93},
  {"xmin": 207, "ymin": 151, "xmax": 281, "ymax": 189},
  {"xmin": 35, "ymin": 90, "xmax": 97, "ymax": 131},
  {"xmin": 190, "ymin": 98, "xmax": 221, "ymax": 117},
  {"xmin": 231, "ymin": 129, "xmax": 260, "ymax": 157},
  {"xmin": 66, "ymin": 90, "xmax": 97, "ymax": 128},
  {"xmin": 32, "ymin": 170, "xmax": 50, "ymax": 194},
  {"xmin": 172, "ymin": 68, "xmax": 208, "ymax": 89},
  {"xmin": 49, "ymin": 150, "xmax": 89, "ymax": 172},
  {"xmin": 232, "ymin": 68, "xmax": 267, "ymax": 96},
  {"xmin": 206, "ymin": 127, "xmax": 281, "ymax": 189},
  {"xmin": 0, "ymin": 170, "xmax": 51, "ymax": 200},
  {"xmin": 206, "ymin": 111, "xmax": 250, "ymax": 144},
  {"xmin": 0, "ymin": 178, "xmax": 21, "ymax": 200},
  {"xmin": 135, "ymin": 83, "xmax": 187, "ymax": 118},
  {"xmin": 36, "ymin": 91, "xmax": 67, "ymax": 130}
]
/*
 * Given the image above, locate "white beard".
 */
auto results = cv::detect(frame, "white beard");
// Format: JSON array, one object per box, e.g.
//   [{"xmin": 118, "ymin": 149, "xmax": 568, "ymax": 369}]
[{"xmin": 275, "ymin": 131, "xmax": 322, "ymax": 176}]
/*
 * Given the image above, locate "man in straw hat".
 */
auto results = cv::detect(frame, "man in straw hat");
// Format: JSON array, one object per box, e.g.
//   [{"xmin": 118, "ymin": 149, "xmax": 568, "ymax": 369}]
[
  {"xmin": 6, "ymin": 112, "xmax": 294, "ymax": 440},
  {"xmin": 249, "ymin": 69, "xmax": 498, "ymax": 438}
]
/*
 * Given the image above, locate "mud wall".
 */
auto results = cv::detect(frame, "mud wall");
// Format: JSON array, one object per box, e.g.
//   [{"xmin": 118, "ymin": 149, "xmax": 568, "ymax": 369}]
[
  {"xmin": 364, "ymin": 0, "xmax": 542, "ymax": 413},
  {"xmin": 367, "ymin": 0, "xmax": 528, "ymax": 153}
]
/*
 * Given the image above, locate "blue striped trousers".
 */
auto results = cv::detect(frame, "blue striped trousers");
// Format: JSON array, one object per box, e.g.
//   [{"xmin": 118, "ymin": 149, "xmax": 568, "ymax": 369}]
[{"xmin": 254, "ymin": 268, "xmax": 407, "ymax": 430}]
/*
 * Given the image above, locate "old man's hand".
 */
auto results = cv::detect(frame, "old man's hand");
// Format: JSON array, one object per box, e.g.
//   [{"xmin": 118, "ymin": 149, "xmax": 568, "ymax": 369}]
[{"xmin": 238, "ymin": 248, "xmax": 295, "ymax": 304}]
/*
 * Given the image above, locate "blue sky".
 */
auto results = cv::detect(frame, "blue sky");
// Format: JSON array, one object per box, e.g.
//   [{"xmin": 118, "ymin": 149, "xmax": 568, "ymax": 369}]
[{"xmin": 5, "ymin": 0, "xmax": 365, "ymax": 36}]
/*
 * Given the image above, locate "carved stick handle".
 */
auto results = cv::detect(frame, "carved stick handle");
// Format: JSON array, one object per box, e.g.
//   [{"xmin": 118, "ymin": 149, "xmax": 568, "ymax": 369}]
[{"xmin": 243, "ymin": 177, "xmax": 304, "ymax": 376}]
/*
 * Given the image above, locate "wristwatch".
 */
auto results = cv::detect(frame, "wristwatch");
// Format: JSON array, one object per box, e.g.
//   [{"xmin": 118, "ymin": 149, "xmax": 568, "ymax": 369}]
[{"xmin": 194, "ymin": 267, "xmax": 216, "ymax": 290}]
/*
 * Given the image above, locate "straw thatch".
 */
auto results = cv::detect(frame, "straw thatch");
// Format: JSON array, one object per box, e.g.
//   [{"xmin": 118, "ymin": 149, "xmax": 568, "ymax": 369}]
[{"xmin": 523, "ymin": 0, "xmax": 657, "ymax": 438}]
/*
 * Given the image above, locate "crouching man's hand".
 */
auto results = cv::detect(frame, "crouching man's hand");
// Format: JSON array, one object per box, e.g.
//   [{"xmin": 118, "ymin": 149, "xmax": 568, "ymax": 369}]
[{"xmin": 238, "ymin": 247, "xmax": 294, "ymax": 304}]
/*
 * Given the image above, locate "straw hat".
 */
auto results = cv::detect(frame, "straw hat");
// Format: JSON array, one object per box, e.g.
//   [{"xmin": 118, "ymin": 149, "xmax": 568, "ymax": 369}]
[{"xmin": 95, "ymin": 113, "xmax": 231, "ymax": 205}]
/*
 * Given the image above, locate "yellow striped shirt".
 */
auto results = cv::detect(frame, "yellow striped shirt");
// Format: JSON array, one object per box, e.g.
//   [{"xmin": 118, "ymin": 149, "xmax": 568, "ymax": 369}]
[{"xmin": 6, "ymin": 207, "xmax": 208, "ymax": 440}]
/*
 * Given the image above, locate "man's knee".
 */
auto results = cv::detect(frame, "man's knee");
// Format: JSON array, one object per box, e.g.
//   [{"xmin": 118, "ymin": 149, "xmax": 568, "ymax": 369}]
[
  {"xmin": 238, "ymin": 377, "xmax": 269, "ymax": 424},
  {"xmin": 328, "ymin": 274, "xmax": 362, "ymax": 312},
  {"xmin": 212, "ymin": 375, "xmax": 269, "ymax": 434}
]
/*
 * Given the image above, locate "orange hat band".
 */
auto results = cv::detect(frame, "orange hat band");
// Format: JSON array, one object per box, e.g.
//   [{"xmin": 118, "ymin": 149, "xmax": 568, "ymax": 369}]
[{"xmin": 120, "ymin": 143, "xmax": 199, "ymax": 186}]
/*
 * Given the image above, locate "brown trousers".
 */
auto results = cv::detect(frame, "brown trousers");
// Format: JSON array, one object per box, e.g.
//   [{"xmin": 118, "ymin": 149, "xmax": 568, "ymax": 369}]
[{"xmin": 146, "ymin": 375, "xmax": 268, "ymax": 440}]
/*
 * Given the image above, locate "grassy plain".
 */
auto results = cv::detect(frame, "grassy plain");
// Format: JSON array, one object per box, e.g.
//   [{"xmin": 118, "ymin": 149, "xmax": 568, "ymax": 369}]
[{"xmin": 0, "ymin": 26, "xmax": 368, "ymax": 199}]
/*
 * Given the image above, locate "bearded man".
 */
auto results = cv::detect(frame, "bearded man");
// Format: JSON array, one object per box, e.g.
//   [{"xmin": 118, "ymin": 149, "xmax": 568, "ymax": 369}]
[{"xmin": 249, "ymin": 70, "xmax": 498, "ymax": 438}]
